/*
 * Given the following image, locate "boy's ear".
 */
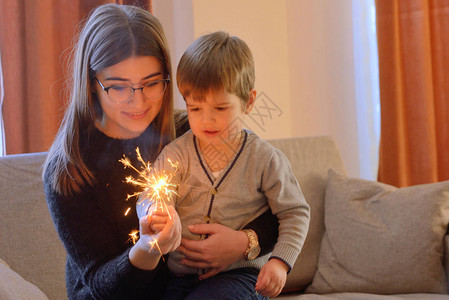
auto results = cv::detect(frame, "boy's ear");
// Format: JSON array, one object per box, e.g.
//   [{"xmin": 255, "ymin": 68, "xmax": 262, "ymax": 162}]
[{"xmin": 244, "ymin": 89, "xmax": 256, "ymax": 114}]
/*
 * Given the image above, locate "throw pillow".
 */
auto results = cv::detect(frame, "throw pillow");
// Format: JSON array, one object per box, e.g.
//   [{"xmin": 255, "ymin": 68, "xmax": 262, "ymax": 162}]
[
  {"xmin": 306, "ymin": 169, "xmax": 449, "ymax": 294},
  {"xmin": 0, "ymin": 258, "xmax": 49, "ymax": 300}
]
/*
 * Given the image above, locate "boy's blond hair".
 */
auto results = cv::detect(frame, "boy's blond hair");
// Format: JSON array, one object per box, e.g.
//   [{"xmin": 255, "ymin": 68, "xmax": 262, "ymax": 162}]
[{"xmin": 177, "ymin": 31, "xmax": 255, "ymax": 104}]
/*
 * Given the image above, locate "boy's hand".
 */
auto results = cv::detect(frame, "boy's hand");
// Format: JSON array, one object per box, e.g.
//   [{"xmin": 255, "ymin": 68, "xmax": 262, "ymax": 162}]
[
  {"xmin": 147, "ymin": 206, "xmax": 169, "ymax": 233},
  {"xmin": 255, "ymin": 258, "xmax": 289, "ymax": 297},
  {"xmin": 129, "ymin": 205, "xmax": 181, "ymax": 270},
  {"xmin": 139, "ymin": 205, "xmax": 181, "ymax": 254}
]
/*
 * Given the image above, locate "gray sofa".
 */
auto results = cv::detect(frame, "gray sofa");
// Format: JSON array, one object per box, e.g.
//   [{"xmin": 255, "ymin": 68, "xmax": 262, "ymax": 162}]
[{"xmin": 1, "ymin": 136, "xmax": 448, "ymax": 299}]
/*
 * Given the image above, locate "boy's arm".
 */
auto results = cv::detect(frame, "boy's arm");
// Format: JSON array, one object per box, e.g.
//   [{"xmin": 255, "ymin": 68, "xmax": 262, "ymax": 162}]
[
  {"xmin": 253, "ymin": 148, "xmax": 310, "ymax": 298},
  {"xmin": 262, "ymin": 148, "xmax": 311, "ymax": 270}
]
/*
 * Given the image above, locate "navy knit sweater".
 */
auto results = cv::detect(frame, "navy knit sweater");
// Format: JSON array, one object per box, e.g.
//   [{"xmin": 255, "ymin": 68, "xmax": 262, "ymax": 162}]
[{"xmin": 44, "ymin": 125, "xmax": 170, "ymax": 299}]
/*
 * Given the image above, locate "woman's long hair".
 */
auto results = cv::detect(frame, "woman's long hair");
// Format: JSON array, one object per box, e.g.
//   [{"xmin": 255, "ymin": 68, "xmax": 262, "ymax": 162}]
[{"xmin": 43, "ymin": 4, "xmax": 175, "ymax": 196}]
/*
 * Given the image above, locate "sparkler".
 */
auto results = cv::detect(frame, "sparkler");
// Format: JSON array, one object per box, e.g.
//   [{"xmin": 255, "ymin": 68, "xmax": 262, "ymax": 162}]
[{"xmin": 119, "ymin": 147, "xmax": 179, "ymax": 255}]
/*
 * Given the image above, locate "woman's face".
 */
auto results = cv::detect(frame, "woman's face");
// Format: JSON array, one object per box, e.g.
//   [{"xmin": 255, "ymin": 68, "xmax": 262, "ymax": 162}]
[{"xmin": 94, "ymin": 56, "xmax": 165, "ymax": 139}]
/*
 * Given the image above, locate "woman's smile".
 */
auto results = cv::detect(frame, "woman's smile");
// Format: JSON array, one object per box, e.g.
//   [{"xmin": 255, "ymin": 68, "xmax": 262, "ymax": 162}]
[{"xmin": 123, "ymin": 107, "xmax": 150, "ymax": 119}]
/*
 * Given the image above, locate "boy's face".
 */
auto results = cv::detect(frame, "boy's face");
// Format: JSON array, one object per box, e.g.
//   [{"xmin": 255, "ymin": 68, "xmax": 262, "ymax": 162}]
[{"xmin": 185, "ymin": 88, "xmax": 255, "ymax": 149}]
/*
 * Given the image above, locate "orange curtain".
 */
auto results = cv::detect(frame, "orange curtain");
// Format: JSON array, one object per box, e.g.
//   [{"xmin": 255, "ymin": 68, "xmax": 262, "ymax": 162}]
[
  {"xmin": 376, "ymin": 0, "xmax": 449, "ymax": 187},
  {"xmin": 0, "ymin": 0, "xmax": 152, "ymax": 155}
]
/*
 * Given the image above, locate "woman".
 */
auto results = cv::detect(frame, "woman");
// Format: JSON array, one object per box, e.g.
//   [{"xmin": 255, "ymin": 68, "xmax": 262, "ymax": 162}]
[{"xmin": 43, "ymin": 4, "xmax": 277, "ymax": 299}]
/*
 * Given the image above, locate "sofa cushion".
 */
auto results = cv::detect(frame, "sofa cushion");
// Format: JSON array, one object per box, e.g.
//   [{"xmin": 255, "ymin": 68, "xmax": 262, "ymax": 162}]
[
  {"xmin": 306, "ymin": 169, "xmax": 449, "ymax": 294},
  {"xmin": 0, "ymin": 258, "xmax": 49, "ymax": 300}
]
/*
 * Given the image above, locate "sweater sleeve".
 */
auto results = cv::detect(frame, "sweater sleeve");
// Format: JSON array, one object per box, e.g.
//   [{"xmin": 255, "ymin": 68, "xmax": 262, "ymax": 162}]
[
  {"xmin": 43, "ymin": 178, "xmax": 165, "ymax": 299},
  {"xmin": 261, "ymin": 148, "xmax": 310, "ymax": 270},
  {"xmin": 242, "ymin": 209, "xmax": 279, "ymax": 256}
]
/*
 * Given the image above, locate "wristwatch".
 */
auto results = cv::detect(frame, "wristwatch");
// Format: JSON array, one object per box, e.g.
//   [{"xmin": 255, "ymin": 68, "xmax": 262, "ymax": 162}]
[{"xmin": 242, "ymin": 229, "xmax": 261, "ymax": 260}]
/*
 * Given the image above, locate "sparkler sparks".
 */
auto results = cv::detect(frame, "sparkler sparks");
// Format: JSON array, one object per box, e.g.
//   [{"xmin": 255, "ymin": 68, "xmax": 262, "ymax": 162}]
[
  {"xmin": 128, "ymin": 230, "xmax": 139, "ymax": 245},
  {"xmin": 120, "ymin": 147, "xmax": 179, "ymax": 254}
]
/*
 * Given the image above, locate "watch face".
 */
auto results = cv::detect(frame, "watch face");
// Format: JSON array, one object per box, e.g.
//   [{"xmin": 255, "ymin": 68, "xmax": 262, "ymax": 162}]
[{"xmin": 248, "ymin": 246, "xmax": 261, "ymax": 260}]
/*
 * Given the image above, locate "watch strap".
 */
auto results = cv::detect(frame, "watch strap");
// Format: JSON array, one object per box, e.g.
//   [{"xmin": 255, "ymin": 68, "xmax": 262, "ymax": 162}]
[{"xmin": 242, "ymin": 229, "xmax": 260, "ymax": 260}]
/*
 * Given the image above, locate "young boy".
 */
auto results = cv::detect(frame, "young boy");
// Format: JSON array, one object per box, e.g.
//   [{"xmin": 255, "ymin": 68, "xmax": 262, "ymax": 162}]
[{"xmin": 138, "ymin": 31, "xmax": 310, "ymax": 299}]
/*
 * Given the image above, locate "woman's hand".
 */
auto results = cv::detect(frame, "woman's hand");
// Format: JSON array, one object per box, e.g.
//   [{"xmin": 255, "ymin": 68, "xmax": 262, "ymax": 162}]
[
  {"xmin": 177, "ymin": 223, "xmax": 248, "ymax": 280},
  {"xmin": 129, "ymin": 205, "xmax": 181, "ymax": 270}
]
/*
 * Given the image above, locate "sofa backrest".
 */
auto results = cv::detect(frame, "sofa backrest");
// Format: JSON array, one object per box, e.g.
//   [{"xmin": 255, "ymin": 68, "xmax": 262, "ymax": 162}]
[
  {"xmin": 0, "ymin": 135, "xmax": 345, "ymax": 298},
  {"xmin": 0, "ymin": 152, "xmax": 67, "ymax": 300},
  {"xmin": 268, "ymin": 135, "xmax": 345, "ymax": 292}
]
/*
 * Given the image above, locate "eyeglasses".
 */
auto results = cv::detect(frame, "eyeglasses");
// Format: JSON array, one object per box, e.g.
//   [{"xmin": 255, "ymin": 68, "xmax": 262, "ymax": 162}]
[{"xmin": 95, "ymin": 76, "xmax": 170, "ymax": 103}]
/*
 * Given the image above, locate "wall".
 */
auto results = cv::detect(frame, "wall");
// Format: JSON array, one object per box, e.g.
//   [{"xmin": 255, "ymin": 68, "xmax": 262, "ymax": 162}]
[
  {"xmin": 285, "ymin": 0, "xmax": 360, "ymax": 177},
  {"xmin": 153, "ymin": 0, "xmax": 362, "ymax": 178}
]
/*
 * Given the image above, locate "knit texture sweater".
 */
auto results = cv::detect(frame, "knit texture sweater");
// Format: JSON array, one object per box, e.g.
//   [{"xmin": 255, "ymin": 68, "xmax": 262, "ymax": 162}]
[
  {"xmin": 44, "ymin": 125, "xmax": 169, "ymax": 300},
  {"xmin": 147, "ymin": 130, "xmax": 310, "ymax": 276}
]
